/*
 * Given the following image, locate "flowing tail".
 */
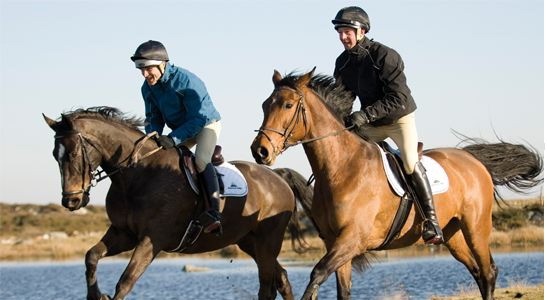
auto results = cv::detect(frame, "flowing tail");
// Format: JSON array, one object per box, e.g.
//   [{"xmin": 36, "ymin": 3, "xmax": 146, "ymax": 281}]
[
  {"xmin": 462, "ymin": 139, "xmax": 543, "ymax": 204},
  {"xmin": 274, "ymin": 168, "xmax": 316, "ymax": 253}
]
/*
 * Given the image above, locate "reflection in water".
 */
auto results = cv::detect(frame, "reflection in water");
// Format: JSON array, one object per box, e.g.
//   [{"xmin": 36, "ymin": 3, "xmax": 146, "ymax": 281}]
[{"xmin": 0, "ymin": 252, "xmax": 543, "ymax": 300}]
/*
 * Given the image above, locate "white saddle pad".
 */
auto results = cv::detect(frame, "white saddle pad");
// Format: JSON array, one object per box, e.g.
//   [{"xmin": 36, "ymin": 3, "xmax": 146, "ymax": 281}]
[
  {"xmin": 376, "ymin": 145, "xmax": 449, "ymax": 197},
  {"xmin": 215, "ymin": 162, "xmax": 248, "ymax": 197}
]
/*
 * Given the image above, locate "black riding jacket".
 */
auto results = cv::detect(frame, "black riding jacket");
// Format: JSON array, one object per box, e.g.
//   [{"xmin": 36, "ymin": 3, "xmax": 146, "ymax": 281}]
[{"xmin": 334, "ymin": 37, "xmax": 417, "ymax": 126}]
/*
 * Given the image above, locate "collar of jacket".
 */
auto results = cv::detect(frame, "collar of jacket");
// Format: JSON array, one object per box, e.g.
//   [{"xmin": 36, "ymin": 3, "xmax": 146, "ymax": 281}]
[
  {"xmin": 159, "ymin": 63, "xmax": 175, "ymax": 84},
  {"xmin": 347, "ymin": 37, "xmax": 372, "ymax": 56}
]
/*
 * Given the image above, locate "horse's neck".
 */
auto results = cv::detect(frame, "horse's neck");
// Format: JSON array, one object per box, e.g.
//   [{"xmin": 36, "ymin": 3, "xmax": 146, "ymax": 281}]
[
  {"xmin": 302, "ymin": 92, "xmax": 376, "ymax": 179},
  {"xmin": 78, "ymin": 120, "xmax": 155, "ymax": 170}
]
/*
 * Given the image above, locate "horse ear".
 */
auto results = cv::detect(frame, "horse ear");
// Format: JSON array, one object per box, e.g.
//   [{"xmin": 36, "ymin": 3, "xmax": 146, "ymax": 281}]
[
  {"xmin": 43, "ymin": 113, "xmax": 57, "ymax": 130},
  {"xmin": 296, "ymin": 66, "xmax": 316, "ymax": 86},
  {"xmin": 59, "ymin": 114, "xmax": 74, "ymax": 131},
  {"xmin": 272, "ymin": 69, "xmax": 282, "ymax": 86}
]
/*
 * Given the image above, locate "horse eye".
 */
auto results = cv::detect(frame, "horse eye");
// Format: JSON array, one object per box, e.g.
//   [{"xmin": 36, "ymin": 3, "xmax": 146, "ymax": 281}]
[{"xmin": 284, "ymin": 103, "xmax": 293, "ymax": 109}]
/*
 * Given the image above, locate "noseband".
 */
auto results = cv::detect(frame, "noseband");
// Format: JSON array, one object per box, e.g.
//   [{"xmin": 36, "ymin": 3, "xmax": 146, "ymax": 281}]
[{"xmin": 255, "ymin": 87, "xmax": 353, "ymax": 156}]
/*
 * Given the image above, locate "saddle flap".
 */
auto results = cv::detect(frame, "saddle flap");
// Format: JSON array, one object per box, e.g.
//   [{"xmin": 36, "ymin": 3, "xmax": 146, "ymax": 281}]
[{"xmin": 375, "ymin": 143, "xmax": 449, "ymax": 197}]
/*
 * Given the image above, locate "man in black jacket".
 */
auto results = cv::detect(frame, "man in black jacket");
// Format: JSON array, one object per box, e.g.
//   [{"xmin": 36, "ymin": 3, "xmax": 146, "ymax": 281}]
[{"xmin": 332, "ymin": 6, "xmax": 443, "ymax": 244}]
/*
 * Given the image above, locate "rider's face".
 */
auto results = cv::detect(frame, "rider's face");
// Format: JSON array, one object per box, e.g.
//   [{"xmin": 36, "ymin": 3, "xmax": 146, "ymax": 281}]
[
  {"xmin": 337, "ymin": 27, "xmax": 363, "ymax": 50},
  {"xmin": 140, "ymin": 64, "xmax": 163, "ymax": 86}
]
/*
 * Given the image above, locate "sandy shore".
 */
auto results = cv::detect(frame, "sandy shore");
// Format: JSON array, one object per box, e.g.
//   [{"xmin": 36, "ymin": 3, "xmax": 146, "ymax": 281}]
[{"xmin": 430, "ymin": 284, "xmax": 544, "ymax": 300}]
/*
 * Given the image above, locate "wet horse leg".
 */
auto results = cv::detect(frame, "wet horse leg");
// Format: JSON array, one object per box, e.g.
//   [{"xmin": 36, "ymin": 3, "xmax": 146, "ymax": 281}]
[
  {"xmin": 86, "ymin": 226, "xmax": 137, "ymax": 300},
  {"xmin": 110, "ymin": 236, "xmax": 160, "ymax": 300},
  {"xmin": 335, "ymin": 261, "xmax": 353, "ymax": 300},
  {"xmin": 301, "ymin": 230, "xmax": 358, "ymax": 300}
]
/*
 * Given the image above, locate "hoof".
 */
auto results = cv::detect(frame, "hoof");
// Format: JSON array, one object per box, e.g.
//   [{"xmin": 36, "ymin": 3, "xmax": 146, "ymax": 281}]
[{"xmin": 100, "ymin": 295, "xmax": 112, "ymax": 300}]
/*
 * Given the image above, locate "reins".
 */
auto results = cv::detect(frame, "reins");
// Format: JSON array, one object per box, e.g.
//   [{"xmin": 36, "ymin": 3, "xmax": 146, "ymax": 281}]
[{"xmin": 255, "ymin": 87, "xmax": 353, "ymax": 155}]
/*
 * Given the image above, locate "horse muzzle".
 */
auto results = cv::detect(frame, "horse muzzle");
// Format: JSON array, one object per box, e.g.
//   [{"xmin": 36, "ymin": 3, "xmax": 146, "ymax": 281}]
[
  {"xmin": 61, "ymin": 191, "xmax": 90, "ymax": 211},
  {"xmin": 250, "ymin": 138, "xmax": 277, "ymax": 166}
]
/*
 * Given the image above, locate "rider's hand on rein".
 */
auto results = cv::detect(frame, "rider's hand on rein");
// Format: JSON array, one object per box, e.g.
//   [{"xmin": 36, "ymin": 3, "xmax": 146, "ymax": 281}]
[{"xmin": 155, "ymin": 135, "xmax": 176, "ymax": 149}]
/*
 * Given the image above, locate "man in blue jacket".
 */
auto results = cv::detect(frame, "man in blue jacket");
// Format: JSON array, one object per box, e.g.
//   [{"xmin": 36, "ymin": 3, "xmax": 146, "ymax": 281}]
[{"xmin": 131, "ymin": 40, "xmax": 223, "ymax": 235}]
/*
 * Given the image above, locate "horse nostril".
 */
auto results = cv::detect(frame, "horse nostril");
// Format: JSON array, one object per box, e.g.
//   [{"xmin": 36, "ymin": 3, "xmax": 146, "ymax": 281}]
[{"xmin": 258, "ymin": 147, "xmax": 269, "ymax": 159}]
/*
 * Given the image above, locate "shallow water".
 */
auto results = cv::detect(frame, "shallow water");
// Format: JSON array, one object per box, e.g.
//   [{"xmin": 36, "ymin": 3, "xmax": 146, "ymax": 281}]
[{"xmin": 0, "ymin": 252, "xmax": 543, "ymax": 299}]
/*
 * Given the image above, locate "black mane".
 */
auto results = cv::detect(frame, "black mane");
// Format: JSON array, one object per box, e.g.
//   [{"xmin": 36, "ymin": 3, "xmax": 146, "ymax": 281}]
[
  {"xmin": 62, "ymin": 106, "xmax": 144, "ymax": 131},
  {"xmin": 276, "ymin": 72, "xmax": 354, "ymax": 120}
]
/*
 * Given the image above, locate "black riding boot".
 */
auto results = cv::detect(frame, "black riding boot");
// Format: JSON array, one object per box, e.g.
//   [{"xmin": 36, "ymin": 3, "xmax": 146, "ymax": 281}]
[
  {"xmin": 409, "ymin": 162, "xmax": 444, "ymax": 244},
  {"xmin": 200, "ymin": 163, "xmax": 222, "ymax": 235}
]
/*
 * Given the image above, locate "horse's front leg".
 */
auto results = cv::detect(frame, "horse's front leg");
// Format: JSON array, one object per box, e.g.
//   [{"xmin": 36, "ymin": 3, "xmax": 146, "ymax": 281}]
[
  {"xmin": 300, "ymin": 230, "xmax": 358, "ymax": 300},
  {"xmin": 86, "ymin": 226, "xmax": 137, "ymax": 300},
  {"xmin": 111, "ymin": 236, "xmax": 160, "ymax": 300}
]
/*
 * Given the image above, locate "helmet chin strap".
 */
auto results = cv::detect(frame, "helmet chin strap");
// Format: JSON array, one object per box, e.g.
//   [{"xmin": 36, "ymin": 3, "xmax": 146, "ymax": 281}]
[
  {"xmin": 356, "ymin": 28, "xmax": 365, "ymax": 42},
  {"xmin": 157, "ymin": 62, "xmax": 166, "ymax": 76}
]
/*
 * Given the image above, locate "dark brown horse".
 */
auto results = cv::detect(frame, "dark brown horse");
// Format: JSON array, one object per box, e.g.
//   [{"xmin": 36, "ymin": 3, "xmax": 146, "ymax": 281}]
[
  {"xmin": 250, "ymin": 69, "xmax": 543, "ymax": 300},
  {"xmin": 43, "ymin": 107, "xmax": 312, "ymax": 300}
]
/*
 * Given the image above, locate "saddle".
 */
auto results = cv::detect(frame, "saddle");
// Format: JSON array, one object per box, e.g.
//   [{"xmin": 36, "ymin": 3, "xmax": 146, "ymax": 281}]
[
  {"xmin": 169, "ymin": 145, "xmax": 225, "ymax": 253},
  {"xmin": 379, "ymin": 141, "xmax": 423, "ymax": 184},
  {"xmin": 374, "ymin": 141, "xmax": 423, "ymax": 250},
  {"xmin": 179, "ymin": 145, "xmax": 225, "ymax": 196}
]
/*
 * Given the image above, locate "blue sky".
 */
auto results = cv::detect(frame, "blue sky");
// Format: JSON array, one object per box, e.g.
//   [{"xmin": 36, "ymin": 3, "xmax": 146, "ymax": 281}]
[{"xmin": 0, "ymin": 0, "xmax": 543, "ymax": 204}]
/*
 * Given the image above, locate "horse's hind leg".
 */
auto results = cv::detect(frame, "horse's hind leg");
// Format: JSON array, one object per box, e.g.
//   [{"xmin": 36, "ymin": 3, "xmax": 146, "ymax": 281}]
[
  {"xmin": 461, "ymin": 215, "xmax": 497, "ymax": 300},
  {"xmin": 237, "ymin": 222, "xmax": 294, "ymax": 300},
  {"xmin": 443, "ymin": 221, "xmax": 484, "ymax": 293},
  {"xmin": 274, "ymin": 262, "xmax": 294, "ymax": 300},
  {"xmin": 489, "ymin": 253, "xmax": 498, "ymax": 296},
  {"xmin": 86, "ymin": 226, "xmax": 137, "ymax": 300},
  {"xmin": 237, "ymin": 236, "xmax": 288, "ymax": 300}
]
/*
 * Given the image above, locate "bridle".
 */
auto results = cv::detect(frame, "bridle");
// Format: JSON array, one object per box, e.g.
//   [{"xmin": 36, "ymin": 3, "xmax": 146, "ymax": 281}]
[
  {"xmin": 54, "ymin": 131, "xmax": 162, "ymax": 197},
  {"xmin": 54, "ymin": 133, "xmax": 97, "ymax": 197},
  {"xmin": 254, "ymin": 87, "xmax": 353, "ymax": 156}
]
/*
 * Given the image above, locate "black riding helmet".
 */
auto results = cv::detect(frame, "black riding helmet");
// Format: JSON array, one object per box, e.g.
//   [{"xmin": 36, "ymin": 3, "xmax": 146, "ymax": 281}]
[
  {"xmin": 131, "ymin": 40, "xmax": 169, "ymax": 68},
  {"xmin": 332, "ymin": 6, "xmax": 370, "ymax": 33}
]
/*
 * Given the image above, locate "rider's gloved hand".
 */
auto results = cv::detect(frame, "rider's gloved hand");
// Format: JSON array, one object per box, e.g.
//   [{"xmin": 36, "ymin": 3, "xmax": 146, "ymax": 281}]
[
  {"xmin": 347, "ymin": 110, "xmax": 370, "ymax": 128},
  {"xmin": 155, "ymin": 135, "xmax": 176, "ymax": 149}
]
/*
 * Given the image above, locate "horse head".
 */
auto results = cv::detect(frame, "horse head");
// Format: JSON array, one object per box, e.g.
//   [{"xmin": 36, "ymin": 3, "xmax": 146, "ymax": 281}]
[
  {"xmin": 251, "ymin": 68, "xmax": 316, "ymax": 165},
  {"xmin": 44, "ymin": 113, "xmax": 98, "ymax": 210},
  {"xmin": 44, "ymin": 107, "xmax": 150, "ymax": 210}
]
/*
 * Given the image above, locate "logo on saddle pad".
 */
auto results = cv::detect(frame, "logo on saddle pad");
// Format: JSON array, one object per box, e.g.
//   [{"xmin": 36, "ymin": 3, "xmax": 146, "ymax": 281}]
[
  {"xmin": 216, "ymin": 163, "xmax": 248, "ymax": 197},
  {"xmin": 377, "ymin": 144, "xmax": 449, "ymax": 197}
]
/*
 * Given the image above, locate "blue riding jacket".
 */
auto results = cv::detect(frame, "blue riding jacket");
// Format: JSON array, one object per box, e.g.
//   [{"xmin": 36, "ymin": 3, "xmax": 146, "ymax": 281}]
[{"xmin": 141, "ymin": 63, "xmax": 221, "ymax": 145}]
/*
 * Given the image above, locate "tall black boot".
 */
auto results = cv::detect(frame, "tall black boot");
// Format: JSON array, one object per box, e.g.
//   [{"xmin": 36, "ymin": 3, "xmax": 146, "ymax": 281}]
[
  {"xmin": 200, "ymin": 163, "xmax": 222, "ymax": 235},
  {"xmin": 409, "ymin": 162, "xmax": 444, "ymax": 244}
]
